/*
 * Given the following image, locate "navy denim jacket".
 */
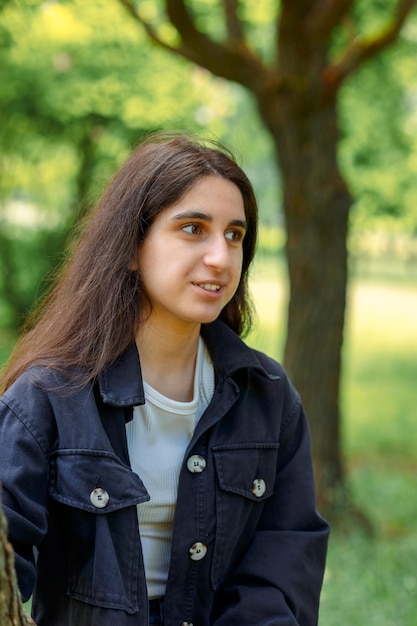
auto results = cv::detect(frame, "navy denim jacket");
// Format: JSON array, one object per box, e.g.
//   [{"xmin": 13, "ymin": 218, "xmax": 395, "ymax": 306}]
[{"xmin": 0, "ymin": 320, "xmax": 329, "ymax": 626}]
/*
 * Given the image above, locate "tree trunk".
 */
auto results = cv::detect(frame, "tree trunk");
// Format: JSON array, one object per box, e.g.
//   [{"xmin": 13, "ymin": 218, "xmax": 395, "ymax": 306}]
[
  {"xmin": 0, "ymin": 495, "xmax": 35, "ymax": 625},
  {"xmin": 255, "ymin": 40, "xmax": 369, "ymax": 527}
]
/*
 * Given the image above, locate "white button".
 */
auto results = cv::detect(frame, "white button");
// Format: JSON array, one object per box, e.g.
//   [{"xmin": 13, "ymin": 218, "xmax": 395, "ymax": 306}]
[
  {"xmin": 189, "ymin": 542, "xmax": 207, "ymax": 561},
  {"xmin": 186, "ymin": 455, "xmax": 206, "ymax": 473},
  {"xmin": 90, "ymin": 488, "xmax": 109, "ymax": 508},
  {"xmin": 181, "ymin": 623, "xmax": 193, "ymax": 626},
  {"xmin": 251, "ymin": 478, "xmax": 266, "ymax": 497}
]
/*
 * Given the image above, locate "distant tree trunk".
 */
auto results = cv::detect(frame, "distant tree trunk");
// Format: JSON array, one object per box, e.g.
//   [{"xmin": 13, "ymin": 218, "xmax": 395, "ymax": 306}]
[{"xmin": 0, "ymin": 495, "xmax": 35, "ymax": 625}]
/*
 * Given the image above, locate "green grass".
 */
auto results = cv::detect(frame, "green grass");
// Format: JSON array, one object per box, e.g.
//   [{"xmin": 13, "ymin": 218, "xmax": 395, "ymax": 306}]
[
  {"xmin": 247, "ymin": 256, "xmax": 417, "ymax": 626},
  {"xmin": 321, "ymin": 527, "xmax": 417, "ymax": 626},
  {"xmin": 321, "ymin": 457, "xmax": 417, "ymax": 625}
]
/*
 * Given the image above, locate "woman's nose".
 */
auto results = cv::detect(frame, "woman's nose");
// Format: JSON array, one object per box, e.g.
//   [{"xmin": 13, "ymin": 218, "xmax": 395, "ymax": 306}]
[{"xmin": 203, "ymin": 235, "xmax": 230, "ymax": 270}]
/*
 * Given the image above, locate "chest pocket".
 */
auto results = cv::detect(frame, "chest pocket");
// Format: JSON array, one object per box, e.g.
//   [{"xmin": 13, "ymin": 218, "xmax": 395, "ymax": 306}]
[
  {"xmin": 49, "ymin": 450, "xmax": 149, "ymax": 613},
  {"xmin": 211, "ymin": 443, "xmax": 279, "ymax": 589}
]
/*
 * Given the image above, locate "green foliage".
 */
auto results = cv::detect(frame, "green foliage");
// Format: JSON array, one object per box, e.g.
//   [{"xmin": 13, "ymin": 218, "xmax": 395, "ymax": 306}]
[
  {"xmin": 340, "ymin": 58, "xmax": 417, "ymax": 233},
  {"xmin": 0, "ymin": 0, "xmax": 228, "ymax": 206},
  {"xmin": 337, "ymin": 7, "xmax": 417, "ymax": 234},
  {"xmin": 351, "ymin": 0, "xmax": 404, "ymax": 35},
  {"xmin": 0, "ymin": 0, "xmax": 256, "ymax": 329}
]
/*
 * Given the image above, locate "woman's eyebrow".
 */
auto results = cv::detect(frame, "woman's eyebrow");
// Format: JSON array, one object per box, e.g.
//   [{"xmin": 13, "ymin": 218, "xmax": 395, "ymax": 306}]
[
  {"xmin": 171, "ymin": 210, "xmax": 212, "ymax": 222},
  {"xmin": 229, "ymin": 219, "xmax": 248, "ymax": 231},
  {"xmin": 171, "ymin": 211, "xmax": 247, "ymax": 230}
]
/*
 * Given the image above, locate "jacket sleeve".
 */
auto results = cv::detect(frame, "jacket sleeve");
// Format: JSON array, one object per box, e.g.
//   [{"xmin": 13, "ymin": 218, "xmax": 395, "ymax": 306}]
[
  {"xmin": 0, "ymin": 383, "xmax": 51, "ymax": 602},
  {"xmin": 212, "ymin": 385, "xmax": 330, "ymax": 626}
]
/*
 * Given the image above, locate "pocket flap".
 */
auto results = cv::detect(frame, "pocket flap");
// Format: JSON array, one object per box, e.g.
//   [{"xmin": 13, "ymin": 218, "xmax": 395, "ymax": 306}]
[
  {"xmin": 49, "ymin": 449, "xmax": 149, "ymax": 513},
  {"xmin": 212, "ymin": 443, "xmax": 279, "ymax": 501}
]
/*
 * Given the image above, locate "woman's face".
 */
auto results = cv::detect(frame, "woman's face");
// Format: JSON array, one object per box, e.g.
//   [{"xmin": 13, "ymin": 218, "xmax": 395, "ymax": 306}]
[{"xmin": 138, "ymin": 175, "xmax": 247, "ymax": 334}]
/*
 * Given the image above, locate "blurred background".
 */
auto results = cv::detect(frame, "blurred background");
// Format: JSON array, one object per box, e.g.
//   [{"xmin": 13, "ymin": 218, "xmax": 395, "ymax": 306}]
[{"xmin": 0, "ymin": 1, "xmax": 416, "ymax": 624}]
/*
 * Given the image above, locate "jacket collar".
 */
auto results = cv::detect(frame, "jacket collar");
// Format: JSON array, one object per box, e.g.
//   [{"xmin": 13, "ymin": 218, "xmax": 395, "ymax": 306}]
[
  {"xmin": 99, "ymin": 319, "xmax": 275, "ymax": 407},
  {"xmin": 99, "ymin": 343, "xmax": 145, "ymax": 407},
  {"xmin": 200, "ymin": 320, "xmax": 272, "ymax": 379}
]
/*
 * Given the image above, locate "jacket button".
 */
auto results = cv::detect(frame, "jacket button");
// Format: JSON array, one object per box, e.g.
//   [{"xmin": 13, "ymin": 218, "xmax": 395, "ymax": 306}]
[
  {"xmin": 251, "ymin": 478, "xmax": 266, "ymax": 497},
  {"xmin": 181, "ymin": 623, "xmax": 193, "ymax": 625},
  {"xmin": 90, "ymin": 488, "xmax": 109, "ymax": 508},
  {"xmin": 186, "ymin": 455, "xmax": 206, "ymax": 473},
  {"xmin": 189, "ymin": 542, "xmax": 207, "ymax": 561}
]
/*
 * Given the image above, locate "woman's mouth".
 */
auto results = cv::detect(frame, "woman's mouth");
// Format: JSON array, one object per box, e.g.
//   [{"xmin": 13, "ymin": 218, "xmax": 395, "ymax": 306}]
[{"xmin": 196, "ymin": 283, "xmax": 222, "ymax": 292}]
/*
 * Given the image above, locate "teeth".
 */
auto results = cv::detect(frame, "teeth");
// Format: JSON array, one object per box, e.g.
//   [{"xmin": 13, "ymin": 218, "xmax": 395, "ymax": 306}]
[{"xmin": 199, "ymin": 283, "xmax": 221, "ymax": 291}]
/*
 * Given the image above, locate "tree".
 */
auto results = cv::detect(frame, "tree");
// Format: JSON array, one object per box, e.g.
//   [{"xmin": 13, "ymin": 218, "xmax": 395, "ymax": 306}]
[
  {"xmin": 0, "ymin": 494, "xmax": 34, "ymax": 625},
  {"xmin": 117, "ymin": 0, "xmax": 417, "ymax": 522}
]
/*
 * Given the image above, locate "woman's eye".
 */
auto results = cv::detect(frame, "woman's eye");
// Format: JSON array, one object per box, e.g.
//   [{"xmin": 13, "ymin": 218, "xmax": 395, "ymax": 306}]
[
  {"xmin": 225, "ymin": 230, "xmax": 244, "ymax": 242},
  {"xmin": 182, "ymin": 223, "xmax": 202, "ymax": 235}
]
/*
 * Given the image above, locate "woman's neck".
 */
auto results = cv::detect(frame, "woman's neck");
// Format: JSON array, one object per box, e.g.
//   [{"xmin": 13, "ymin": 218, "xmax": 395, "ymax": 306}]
[{"xmin": 135, "ymin": 321, "xmax": 201, "ymax": 402}]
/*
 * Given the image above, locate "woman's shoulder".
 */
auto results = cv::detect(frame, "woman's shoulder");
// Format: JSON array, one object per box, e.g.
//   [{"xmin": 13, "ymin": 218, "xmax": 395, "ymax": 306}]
[
  {"xmin": 249, "ymin": 347, "xmax": 286, "ymax": 377},
  {"xmin": 202, "ymin": 320, "xmax": 287, "ymax": 380},
  {"xmin": 247, "ymin": 347, "xmax": 302, "ymax": 409},
  {"xmin": 0, "ymin": 366, "xmax": 65, "ymax": 455},
  {"xmin": 0, "ymin": 363, "xmax": 80, "ymax": 417}
]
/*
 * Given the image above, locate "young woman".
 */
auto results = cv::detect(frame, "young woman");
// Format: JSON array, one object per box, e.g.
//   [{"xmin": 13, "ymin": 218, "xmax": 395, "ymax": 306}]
[{"xmin": 0, "ymin": 133, "xmax": 329, "ymax": 626}]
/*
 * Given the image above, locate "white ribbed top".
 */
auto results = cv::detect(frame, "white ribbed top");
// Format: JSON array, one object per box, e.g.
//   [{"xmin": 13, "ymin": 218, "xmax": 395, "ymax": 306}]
[{"xmin": 126, "ymin": 337, "xmax": 214, "ymax": 599}]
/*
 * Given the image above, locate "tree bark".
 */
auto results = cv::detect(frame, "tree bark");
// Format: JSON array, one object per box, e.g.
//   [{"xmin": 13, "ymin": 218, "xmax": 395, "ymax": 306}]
[
  {"xmin": 257, "ymin": 85, "xmax": 351, "ymax": 519},
  {"xmin": 250, "ymin": 9, "xmax": 352, "ymax": 520},
  {"xmin": 0, "ymin": 493, "xmax": 35, "ymax": 625}
]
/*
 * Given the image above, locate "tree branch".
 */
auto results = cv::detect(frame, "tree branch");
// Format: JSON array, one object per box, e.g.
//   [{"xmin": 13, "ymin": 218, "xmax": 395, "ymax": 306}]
[
  {"xmin": 118, "ymin": 0, "xmax": 271, "ymax": 91},
  {"xmin": 222, "ymin": 0, "xmax": 245, "ymax": 42},
  {"xmin": 118, "ymin": 0, "xmax": 217, "ymax": 70},
  {"xmin": 117, "ymin": 0, "xmax": 175, "ymax": 49},
  {"xmin": 323, "ymin": 0, "xmax": 417, "ymax": 90},
  {"xmin": 307, "ymin": 0, "xmax": 354, "ymax": 42},
  {"xmin": 164, "ymin": 0, "xmax": 233, "ymax": 63}
]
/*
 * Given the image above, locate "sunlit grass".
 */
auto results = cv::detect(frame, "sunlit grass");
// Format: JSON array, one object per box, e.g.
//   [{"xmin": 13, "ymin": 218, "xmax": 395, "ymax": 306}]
[{"xmin": 343, "ymin": 280, "xmax": 417, "ymax": 463}]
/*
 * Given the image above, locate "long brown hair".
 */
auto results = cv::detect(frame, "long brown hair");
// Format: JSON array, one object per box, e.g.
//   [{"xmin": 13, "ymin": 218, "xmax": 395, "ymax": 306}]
[{"xmin": 0, "ymin": 132, "xmax": 258, "ymax": 392}]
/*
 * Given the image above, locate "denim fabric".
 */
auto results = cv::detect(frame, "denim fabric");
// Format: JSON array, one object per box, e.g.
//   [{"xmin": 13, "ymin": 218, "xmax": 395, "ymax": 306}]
[
  {"xmin": 149, "ymin": 599, "xmax": 164, "ymax": 625},
  {"xmin": 0, "ymin": 319, "xmax": 329, "ymax": 626}
]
